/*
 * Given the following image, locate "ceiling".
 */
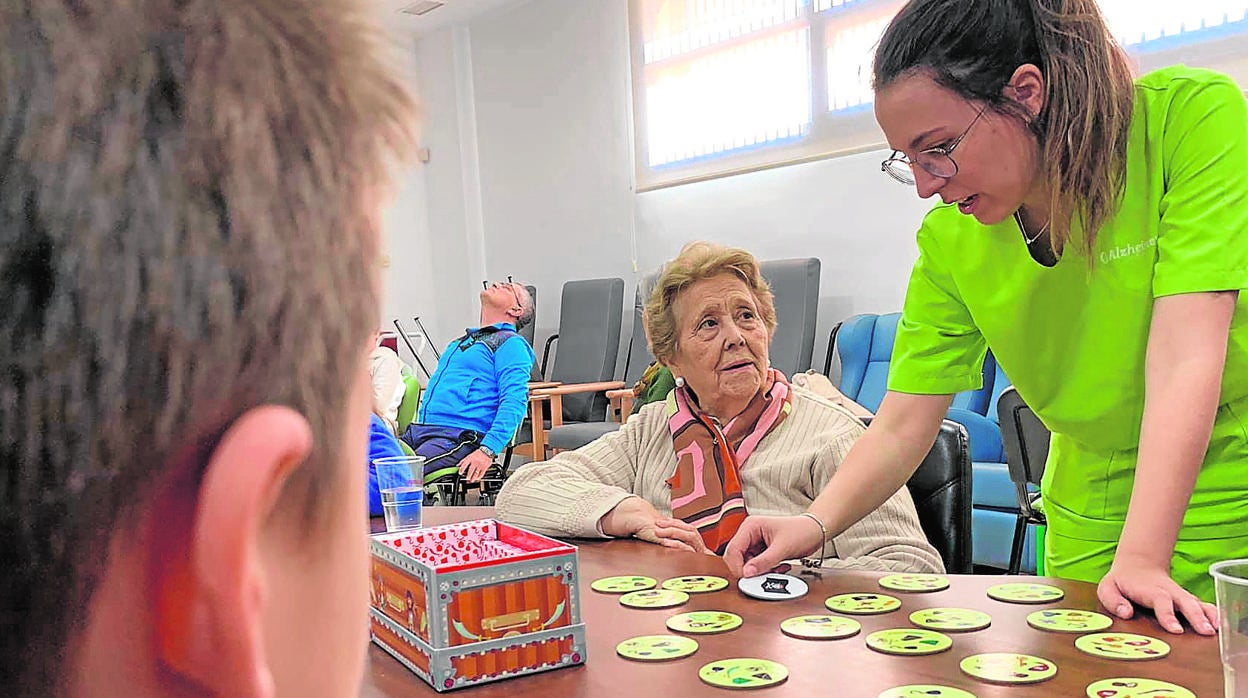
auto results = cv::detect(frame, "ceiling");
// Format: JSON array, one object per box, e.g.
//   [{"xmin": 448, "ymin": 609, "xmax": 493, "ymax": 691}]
[{"xmin": 379, "ymin": 0, "xmax": 528, "ymax": 38}]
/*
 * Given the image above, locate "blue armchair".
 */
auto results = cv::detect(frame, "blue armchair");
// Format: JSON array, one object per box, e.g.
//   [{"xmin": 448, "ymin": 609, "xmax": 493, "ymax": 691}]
[
  {"xmin": 832, "ymin": 313, "xmax": 993, "ymax": 413},
  {"xmin": 832, "ymin": 313, "xmax": 898, "ymax": 412},
  {"xmin": 829, "ymin": 313, "xmax": 1039, "ymax": 572}
]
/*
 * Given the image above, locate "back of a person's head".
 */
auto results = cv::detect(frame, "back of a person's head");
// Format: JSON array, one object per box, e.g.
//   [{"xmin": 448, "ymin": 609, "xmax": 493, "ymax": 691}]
[{"xmin": 0, "ymin": 0, "xmax": 414, "ymax": 694}]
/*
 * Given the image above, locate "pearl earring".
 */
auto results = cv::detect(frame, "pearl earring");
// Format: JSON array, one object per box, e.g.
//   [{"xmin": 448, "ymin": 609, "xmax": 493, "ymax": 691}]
[{"xmin": 674, "ymin": 376, "xmax": 685, "ymax": 388}]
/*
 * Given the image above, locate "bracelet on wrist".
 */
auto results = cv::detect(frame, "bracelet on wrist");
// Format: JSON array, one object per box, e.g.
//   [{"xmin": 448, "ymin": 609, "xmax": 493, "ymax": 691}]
[{"xmin": 798, "ymin": 512, "xmax": 827, "ymax": 570}]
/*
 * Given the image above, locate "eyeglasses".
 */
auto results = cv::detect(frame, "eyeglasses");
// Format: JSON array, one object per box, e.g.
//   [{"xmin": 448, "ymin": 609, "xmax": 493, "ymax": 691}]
[
  {"xmin": 482, "ymin": 276, "xmax": 523, "ymax": 308},
  {"xmin": 881, "ymin": 105, "xmax": 987, "ymax": 185}
]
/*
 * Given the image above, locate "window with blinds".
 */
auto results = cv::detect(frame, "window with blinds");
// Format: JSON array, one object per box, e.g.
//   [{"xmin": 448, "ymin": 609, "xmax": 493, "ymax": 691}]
[{"xmin": 629, "ymin": 0, "xmax": 1248, "ymax": 191}]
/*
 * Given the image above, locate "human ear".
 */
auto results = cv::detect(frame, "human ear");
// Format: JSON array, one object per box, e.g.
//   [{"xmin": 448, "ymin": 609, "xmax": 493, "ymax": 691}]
[
  {"xmin": 1005, "ymin": 63, "xmax": 1047, "ymax": 120},
  {"xmin": 154, "ymin": 406, "xmax": 313, "ymax": 698}
]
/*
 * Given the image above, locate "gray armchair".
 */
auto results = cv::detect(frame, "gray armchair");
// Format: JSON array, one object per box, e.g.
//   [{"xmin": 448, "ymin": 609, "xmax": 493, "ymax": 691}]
[
  {"xmin": 545, "ymin": 276, "xmax": 655, "ymax": 452},
  {"xmin": 514, "ymin": 278, "xmax": 625, "ymax": 458},
  {"xmin": 759, "ymin": 258, "xmax": 820, "ymax": 377}
]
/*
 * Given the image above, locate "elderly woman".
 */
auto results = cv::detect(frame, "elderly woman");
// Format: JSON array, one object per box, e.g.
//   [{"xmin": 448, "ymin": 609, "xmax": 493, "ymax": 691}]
[{"xmin": 496, "ymin": 242, "xmax": 942, "ymax": 572}]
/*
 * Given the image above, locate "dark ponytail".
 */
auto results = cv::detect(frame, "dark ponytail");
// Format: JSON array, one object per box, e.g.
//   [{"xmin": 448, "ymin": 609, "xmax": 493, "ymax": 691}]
[{"xmin": 874, "ymin": 0, "xmax": 1135, "ymax": 257}]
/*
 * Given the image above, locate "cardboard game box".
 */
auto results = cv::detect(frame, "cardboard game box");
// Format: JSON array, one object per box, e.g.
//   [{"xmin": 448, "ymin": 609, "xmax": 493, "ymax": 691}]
[{"xmin": 369, "ymin": 519, "xmax": 586, "ymax": 691}]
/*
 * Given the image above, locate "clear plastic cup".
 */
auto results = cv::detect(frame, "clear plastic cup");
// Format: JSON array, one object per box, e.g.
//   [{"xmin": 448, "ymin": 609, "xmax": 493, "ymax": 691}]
[
  {"xmin": 374, "ymin": 455, "xmax": 426, "ymax": 532},
  {"xmin": 1211, "ymin": 559, "xmax": 1248, "ymax": 698}
]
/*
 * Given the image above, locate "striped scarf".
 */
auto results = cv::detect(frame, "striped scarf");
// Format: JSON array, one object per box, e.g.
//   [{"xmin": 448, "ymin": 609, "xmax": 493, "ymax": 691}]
[{"xmin": 665, "ymin": 368, "xmax": 792, "ymax": 554}]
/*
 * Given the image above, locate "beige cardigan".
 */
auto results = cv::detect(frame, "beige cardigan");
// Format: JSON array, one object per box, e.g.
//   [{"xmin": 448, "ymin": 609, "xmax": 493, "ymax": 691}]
[{"xmin": 496, "ymin": 386, "xmax": 943, "ymax": 573}]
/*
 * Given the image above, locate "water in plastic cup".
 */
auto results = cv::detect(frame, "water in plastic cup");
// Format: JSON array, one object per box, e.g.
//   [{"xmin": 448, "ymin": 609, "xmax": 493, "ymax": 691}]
[
  {"xmin": 374, "ymin": 455, "xmax": 425, "ymax": 532},
  {"xmin": 1211, "ymin": 559, "xmax": 1248, "ymax": 698},
  {"xmin": 382, "ymin": 486, "xmax": 424, "ymax": 532}
]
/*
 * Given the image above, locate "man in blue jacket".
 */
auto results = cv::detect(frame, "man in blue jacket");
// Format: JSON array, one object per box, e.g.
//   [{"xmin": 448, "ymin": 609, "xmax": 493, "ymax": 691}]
[{"xmin": 404, "ymin": 280, "xmax": 536, "ymax": 484}]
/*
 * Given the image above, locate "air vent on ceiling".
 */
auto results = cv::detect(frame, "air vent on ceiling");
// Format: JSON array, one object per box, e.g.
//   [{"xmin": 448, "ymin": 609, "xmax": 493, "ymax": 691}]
[{"xmin": 400, "ymin": 0, "xmax": 444, "ymax": 15}]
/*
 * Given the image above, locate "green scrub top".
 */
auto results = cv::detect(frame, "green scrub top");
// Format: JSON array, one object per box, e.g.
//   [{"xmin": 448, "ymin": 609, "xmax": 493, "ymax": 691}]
[{"xmin": 887, "ymin": 67, "xmax": 1248, "ymax": 583}]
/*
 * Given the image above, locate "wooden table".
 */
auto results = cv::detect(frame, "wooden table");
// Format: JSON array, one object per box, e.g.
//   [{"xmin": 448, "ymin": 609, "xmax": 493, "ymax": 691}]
[{"xmin": 363, "ymin": 508, "xmax": 1225, "ymax": 697}]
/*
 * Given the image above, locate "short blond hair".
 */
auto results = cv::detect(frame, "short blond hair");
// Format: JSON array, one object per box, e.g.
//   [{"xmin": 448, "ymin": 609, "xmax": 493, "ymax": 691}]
[{"xmin": 644, "ymin": 242, "xmax": 777, "ymax": 363}]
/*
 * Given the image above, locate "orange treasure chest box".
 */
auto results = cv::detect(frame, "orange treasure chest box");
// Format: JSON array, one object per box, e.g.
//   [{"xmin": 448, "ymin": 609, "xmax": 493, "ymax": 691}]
[{"xmin": 369, "ymin": 519, "xmax": 585, "ymax": 692}]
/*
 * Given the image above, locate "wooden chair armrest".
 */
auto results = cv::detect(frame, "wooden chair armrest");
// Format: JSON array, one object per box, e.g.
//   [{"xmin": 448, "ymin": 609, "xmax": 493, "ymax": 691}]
[
  {"xmin": 524, "ymin": 392, "xmax": 564, "ymax": 421},
  {"xmin": 531, "ymin": 381, "xmax": 627, "ymax": 397},
  {"xmin": 549, "ymin": 393, "xmax": 563, "ymax": 427},
  {"xmin": 614, "ymin": 392, "xmax": 635, "ymax": 424},
  {"xmin": 515, "ymin": 392, "xmax": 562, "ymax": 462},
  {"xmin": 604, "ymin": 389, "xmax": 634, "ymax": 400},
  {"xmin": 527, "ymin": 381, "xmax": 563, "ymax": 390}
]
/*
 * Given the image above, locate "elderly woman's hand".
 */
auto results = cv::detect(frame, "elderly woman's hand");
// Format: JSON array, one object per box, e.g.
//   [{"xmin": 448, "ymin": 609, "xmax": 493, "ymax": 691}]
[
  {"xmin": 600, "ymin": 497, "xmax": 712, "ymax": 554},
  {"xmin": 647, "ymin": 518, "xmax": 713, "ymax": 555}
]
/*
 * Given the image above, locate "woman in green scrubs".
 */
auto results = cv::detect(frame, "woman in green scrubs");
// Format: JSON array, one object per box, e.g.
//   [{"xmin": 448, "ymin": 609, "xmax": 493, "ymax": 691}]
[{"xmin": 725, "ymin": 0, "xmax": 1248, "ymax": 637}]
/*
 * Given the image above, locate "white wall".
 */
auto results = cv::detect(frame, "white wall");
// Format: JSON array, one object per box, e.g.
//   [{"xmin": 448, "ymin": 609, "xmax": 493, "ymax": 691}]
[
  {"xmin": 382, "ymin": 27, "xmax": 489, "ymax": 364},
  {"xmin": 380, "ymin": 156, "xmax": 437, "ymax": 362},
  {"xmin": 375, "ymin": 30, "xmax": 443, "ymax": 369},
  {"xmin": 468, "ymin": 0, "xmax": 637, "ymax": 372},
  {"xmin": 405, "ymin": 0, "xmax": 934, "ymax": 378}
]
